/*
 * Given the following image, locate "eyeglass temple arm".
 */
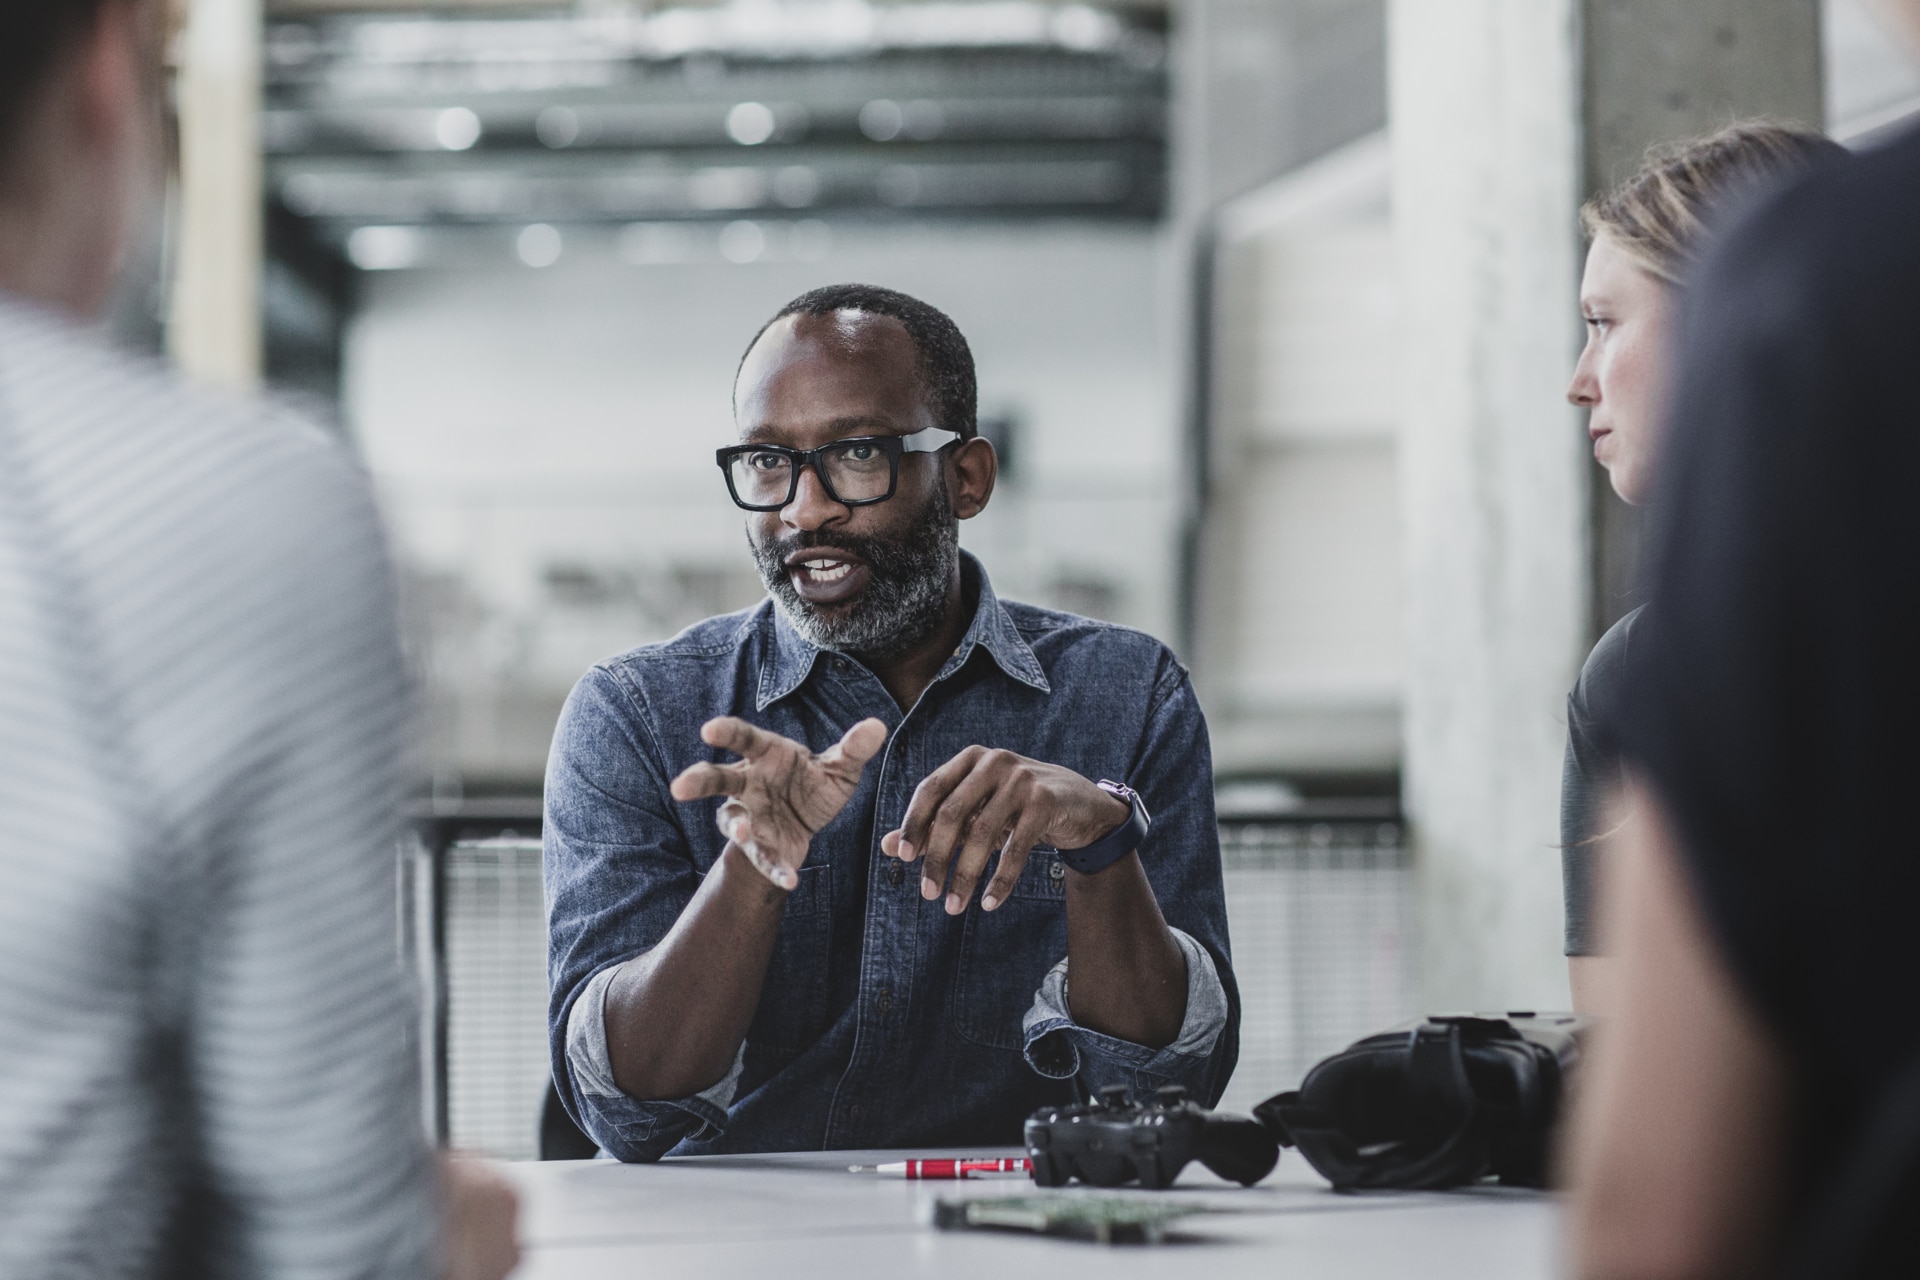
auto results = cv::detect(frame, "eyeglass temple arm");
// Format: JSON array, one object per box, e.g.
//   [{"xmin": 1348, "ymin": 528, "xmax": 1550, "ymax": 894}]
[{"xmin": 898, "ymin": 427, "xmax": 964, "ymax": 453}]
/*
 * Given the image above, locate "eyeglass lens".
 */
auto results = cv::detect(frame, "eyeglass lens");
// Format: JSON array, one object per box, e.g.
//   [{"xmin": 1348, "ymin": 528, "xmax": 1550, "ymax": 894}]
[{"xmin": 729, "ymin": 440, "xmax": 895, "ymax": 506}]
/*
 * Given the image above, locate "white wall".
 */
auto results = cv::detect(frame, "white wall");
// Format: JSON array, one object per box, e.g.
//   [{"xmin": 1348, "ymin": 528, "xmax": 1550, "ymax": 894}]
[
  {"xmin": 345, "ymin": 221, "xmax": 1178, "ymax": 783},
  {"xmin": 1195, "ymin": 135, "xmax": 1405, "ymax": 777}
]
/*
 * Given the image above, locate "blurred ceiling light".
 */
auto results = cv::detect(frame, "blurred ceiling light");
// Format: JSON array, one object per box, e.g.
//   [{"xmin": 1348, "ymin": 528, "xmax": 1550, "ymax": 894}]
[
  {"xmin": 535, "ymin": 105, "xmax": 581, "ymax": 149},
  {"xmin": 858, "ymin": 99, "xmax": 904, "ymax": 141},
  {"xmin": 725, "ymin": 101, "xmax": 777, "ymax": 146},
  {"xmin": 317, "ymin": 2, "xmax": 1137, "ymax": 67},
  {"xmin": 1051, "ymin": 5, "xmax": 1119, "ymax": 52},
  {"xmin": 516, "ymin": 223, "xmax": 563, "ymax": 267},
  {"xmin": 718, "ymin": 220, "xmax": 767, "ymax": 264},
  {"xmin": 435, "ymin": 106, "xmax": 482, "ymax": 151},
  {"xmin": 772, "ymin": 165, "xmax": 821, "ymax": 208},
  {"xmin": 346, "ymin": 225, "xmax": 421, "ymax": 271}
]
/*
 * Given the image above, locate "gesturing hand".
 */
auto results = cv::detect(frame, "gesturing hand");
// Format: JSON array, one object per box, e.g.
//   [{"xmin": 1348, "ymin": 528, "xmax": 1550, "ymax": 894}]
[
  {"xmin": 670, "ymin": 716, "xmax": 889, "ymax": 890},
  {"xmin": 881, "ymin": 747, "xmax": 1131, "ymax": 915}
]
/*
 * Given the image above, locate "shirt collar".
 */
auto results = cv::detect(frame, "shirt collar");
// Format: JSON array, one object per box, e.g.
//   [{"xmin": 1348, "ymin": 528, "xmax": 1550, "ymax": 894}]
[{"xmin": 757, "ymin": 552, "xmax": 1050, "ymax": 711}]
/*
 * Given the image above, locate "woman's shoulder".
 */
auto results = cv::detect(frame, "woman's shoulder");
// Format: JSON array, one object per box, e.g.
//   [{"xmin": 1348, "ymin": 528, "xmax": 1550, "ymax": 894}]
[{"xmin": 1573, "ymin": 605, "xmax": 1645, "ymax": 717}]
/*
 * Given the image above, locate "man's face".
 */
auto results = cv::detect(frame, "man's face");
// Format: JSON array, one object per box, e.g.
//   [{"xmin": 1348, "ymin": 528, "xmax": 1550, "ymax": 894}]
[{"xmin": 733, "ymin": 309, "xmax": 961, "ymax": 658}]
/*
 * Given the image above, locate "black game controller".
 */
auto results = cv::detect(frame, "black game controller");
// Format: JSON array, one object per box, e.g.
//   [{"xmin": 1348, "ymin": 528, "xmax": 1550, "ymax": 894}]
[{"xmin": 1025, "ymin": 1084, "xmax": 1281, "ymax": 1189}]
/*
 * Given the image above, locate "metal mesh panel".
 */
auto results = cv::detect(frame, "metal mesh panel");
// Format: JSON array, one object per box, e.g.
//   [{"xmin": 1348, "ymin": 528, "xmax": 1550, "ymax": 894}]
[
  {"xmin": 444, "ymin": 838, "xmax": 548, "ymax": 1160},
  {"xmin": 427, "ymin": 823, "xmax": 1412, "ymax": 1156},
  {"xmin": 1215, "ymin": 822, "xmax": 1413, "ymax": 1115}
]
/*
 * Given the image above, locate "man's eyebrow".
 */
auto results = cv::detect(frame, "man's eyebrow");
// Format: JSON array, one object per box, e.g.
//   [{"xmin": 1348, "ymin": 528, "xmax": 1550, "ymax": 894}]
[{"xmin": 742, "ymin": 416, "xmax": 901, "ymax": 443}]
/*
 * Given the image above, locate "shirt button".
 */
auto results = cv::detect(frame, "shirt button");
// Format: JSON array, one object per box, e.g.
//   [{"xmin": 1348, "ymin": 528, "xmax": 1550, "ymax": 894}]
[
  {"xmin": 1049, "ymin": 859, "xmax": 1067, "ymax": 882},
  {"xmin": 888, "ymin": 861, "xmax": 904, "ymax": 887},
  {"xmin": 878, "ymin": 987, "xmax": 894, "ymax": 1014}
]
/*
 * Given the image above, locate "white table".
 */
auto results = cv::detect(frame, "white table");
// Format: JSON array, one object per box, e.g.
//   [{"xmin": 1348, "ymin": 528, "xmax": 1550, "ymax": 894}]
[{"xmin": 504, "ymin": 1147, "xmax": 1561, "ymax": 1278}]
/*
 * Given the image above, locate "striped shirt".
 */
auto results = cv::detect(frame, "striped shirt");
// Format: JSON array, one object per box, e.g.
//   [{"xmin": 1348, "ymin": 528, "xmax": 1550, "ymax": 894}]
[{"xmin": 0, "ymin": 296, "xmax": 437, "ymax": 1278}]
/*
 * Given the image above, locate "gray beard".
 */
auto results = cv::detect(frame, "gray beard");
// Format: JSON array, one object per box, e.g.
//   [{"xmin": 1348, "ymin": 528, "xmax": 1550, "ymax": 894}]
[{"xmin": 752, "ymin": 481, "xmax": 959, "ymax": 661}]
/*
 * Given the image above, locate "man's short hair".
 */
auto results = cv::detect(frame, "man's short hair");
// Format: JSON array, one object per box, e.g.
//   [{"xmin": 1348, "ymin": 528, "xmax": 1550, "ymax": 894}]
[
  {"xmin": 743, "ymin": 283, "xmax": 979, "ymax": 440},
  {"xmin": 0, "ymin": 1, "xmax": 109, "ymax": 171}
]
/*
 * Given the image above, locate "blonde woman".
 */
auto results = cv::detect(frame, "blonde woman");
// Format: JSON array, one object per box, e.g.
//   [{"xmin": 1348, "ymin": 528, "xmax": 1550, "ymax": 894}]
[{"xmin": 1561, "ymin": 122, "xmax": 1843, "ymax": 1012}]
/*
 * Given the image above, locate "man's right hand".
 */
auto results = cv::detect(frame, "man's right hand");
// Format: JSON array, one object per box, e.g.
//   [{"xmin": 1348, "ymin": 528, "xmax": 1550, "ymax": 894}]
[{"xmin": 670, "ymin": 716, "xmax": 888, "ymax": 890}]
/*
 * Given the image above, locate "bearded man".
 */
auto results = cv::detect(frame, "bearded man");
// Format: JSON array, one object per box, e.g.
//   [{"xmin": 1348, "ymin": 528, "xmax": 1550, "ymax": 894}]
[{"xmin": 545, "ymin": 285, "xmax": 1237, "ymax": 1160}]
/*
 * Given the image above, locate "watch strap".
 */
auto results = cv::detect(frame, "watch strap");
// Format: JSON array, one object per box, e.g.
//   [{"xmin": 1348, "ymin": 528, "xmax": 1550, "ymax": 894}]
[{"xmin": 1056, "ymin": 782, "xmax": 1149, "ymax": 876}]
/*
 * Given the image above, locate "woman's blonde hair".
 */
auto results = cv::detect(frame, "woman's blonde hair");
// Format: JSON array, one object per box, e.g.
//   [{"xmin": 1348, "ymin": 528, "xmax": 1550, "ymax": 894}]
[{"xmin": 1581, "ymin": 120, "xmax": 1843, "ymax": 285}]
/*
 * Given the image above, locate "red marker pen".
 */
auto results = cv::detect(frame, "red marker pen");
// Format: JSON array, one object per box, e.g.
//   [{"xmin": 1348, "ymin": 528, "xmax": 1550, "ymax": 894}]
[{"xmin": 850, "ymin": 1158, "xmax": 1031, "ymax": 1179}]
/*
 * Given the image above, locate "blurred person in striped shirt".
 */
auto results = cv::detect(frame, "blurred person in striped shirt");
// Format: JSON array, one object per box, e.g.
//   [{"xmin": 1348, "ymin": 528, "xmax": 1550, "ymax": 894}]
[{"xmin": 0, "ymin": 3, "xmax": 515, "ymax": 1277}]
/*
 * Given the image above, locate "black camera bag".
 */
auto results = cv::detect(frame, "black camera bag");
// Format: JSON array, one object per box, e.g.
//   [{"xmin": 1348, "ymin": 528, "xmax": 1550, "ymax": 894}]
[{"xmin": 1254, "ymin": 1013, "xmax": 1590, "ymax": 1191}]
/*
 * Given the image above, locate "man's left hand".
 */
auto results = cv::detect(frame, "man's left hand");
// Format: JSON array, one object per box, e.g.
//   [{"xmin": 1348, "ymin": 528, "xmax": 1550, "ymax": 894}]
[{"xmin": 882, "ymin": 747, "xmax": 1130, "ymax": 914}]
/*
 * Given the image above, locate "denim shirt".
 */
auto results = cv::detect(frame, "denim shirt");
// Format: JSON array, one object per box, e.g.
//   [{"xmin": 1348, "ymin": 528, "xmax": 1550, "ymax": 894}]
[{"xmin": 544, "ymin": 555, "xmax": 1239, "ymax": 1161}]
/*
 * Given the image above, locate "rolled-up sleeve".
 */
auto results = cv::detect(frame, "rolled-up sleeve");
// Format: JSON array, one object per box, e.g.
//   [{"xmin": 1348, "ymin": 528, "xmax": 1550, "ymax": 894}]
[
  {"xmin": 1021, "ymin": 656, "xmax": 1240, "ymax": 1103},
  {"xmin": 544, "ymin": 664, "xmax": 724, "ymax": 1162},
  {"xmin": 1020, "ymin": 927, "xmax": 1228, "ymax": 1087},
  {"xmin": 563, "ymin": 963, "xmax": 743, "ymax": 1154}
]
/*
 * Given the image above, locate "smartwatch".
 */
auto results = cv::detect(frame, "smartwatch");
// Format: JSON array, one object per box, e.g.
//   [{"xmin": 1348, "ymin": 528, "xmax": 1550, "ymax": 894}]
[{"xmin": 1056, "ymin": 780, "xmax": 1151, "ymax": 876}]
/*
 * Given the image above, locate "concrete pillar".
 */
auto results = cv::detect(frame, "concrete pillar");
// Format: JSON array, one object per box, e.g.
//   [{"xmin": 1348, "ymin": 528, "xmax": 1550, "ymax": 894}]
[
  {"xmin": 1391, "ymin": 0, "xmax": 1587, "ymax": 1011},
  {"xmin": 1391, "ymin": 0, "xmax": 1824, "ymax": 1011},
  {"xmin": 168, "ymin": 0, "xmax": 263, "ymax": 388}
]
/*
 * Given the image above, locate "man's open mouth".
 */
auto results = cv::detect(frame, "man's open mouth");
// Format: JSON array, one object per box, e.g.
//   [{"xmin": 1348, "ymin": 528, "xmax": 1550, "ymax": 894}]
[
  {"xmin": 782, "ymin": 549, "xmax": 872, "ymax": 604},
  {"xmin": 796, "ymin": 557, "xmax": 853, "ymax": 583}
]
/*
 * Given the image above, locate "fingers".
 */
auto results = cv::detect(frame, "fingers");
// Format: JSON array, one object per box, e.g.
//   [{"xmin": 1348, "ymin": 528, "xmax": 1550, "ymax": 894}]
[
  {"xmin": 913, "ymin": 751, "xmax": 1005, "ymax": 910},
  {"xmin": 714, "ymin": 802, "xmax": 794, "ymax": 890},
  {"xmin": 699, "ymin": 716, "xmax": 794, "ymax": 760},
  {"xmin": 895, "ymin": 746, "xmax": 983, "ymax": 865},
  {"xmin": 674, "ymin": 717, "xmax": 794, "ymax": 799},
  {"xmin": 670, "ymin": 758, "xmax": 749, "ymax": 802},
  {"xmin": 943, "ymin": 779, "xmax": 1028, "ymax": 915},
  {"xmin": 982, "ymin": 808, "xmax": 1049, "ymax": 913},
  {"xmin": 819, "ymin": 717, "xmax": 888, "ymax": 775},
  {"xmin": 720, "ymin": 805, "xmax": 797, "ymax": 890},
  {"xmin": 714, "ymin": 798, "xmax": 752, "ymax": 846}
]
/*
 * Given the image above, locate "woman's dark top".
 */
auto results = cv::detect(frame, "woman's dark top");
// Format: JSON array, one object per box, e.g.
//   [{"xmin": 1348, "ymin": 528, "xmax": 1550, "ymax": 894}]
[
  {"xmin": 1601, "ymin": 123, "xmax": 1920, "ymax": 1255},
  {"xmin": 1560, "ymin": 605, "xmax": 1640, "ymax": 956}
]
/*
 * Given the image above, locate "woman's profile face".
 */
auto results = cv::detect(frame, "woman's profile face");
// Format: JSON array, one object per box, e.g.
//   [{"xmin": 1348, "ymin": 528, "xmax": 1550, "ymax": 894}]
[{"xmin": 1566, "ymin": 234, "xmax": 1673, "ymax": 506}]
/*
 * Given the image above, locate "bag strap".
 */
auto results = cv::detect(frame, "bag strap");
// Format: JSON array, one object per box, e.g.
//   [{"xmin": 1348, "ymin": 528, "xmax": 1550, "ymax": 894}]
[{"xmin": 1265, "ymin": 1021, "xmax": 1491, "ymax": 1190}]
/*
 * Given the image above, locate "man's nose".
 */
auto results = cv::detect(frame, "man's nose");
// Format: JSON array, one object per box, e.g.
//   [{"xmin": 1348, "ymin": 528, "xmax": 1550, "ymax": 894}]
[{"xmin": 781, "ymin": 463, "xmax": 848, "ymax": 531}]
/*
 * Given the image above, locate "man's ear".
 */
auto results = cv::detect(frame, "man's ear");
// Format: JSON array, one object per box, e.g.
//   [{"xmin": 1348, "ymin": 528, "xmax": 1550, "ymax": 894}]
[{"xmin": 947, "ymin": 436, "xmax": 997, "ymax": 519}]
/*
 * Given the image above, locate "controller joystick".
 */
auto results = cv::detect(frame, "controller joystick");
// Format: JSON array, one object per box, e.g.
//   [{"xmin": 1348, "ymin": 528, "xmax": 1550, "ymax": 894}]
[{"xmin": 1024, "ymin": 1085, "xmax": 1280, "ymax": 1189}]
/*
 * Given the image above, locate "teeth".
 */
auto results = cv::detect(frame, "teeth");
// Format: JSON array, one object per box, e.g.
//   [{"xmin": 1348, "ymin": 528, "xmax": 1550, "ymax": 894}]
[{"xmin": 797, "ymin": 559, "xmax": 852, "ymax": 582}]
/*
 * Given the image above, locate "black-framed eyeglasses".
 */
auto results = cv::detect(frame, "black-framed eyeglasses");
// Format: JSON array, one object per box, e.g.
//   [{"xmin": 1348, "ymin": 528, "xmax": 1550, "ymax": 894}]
[{"xmin": 715, "ymin": 427, "xmax": 962, "ymax": 511}]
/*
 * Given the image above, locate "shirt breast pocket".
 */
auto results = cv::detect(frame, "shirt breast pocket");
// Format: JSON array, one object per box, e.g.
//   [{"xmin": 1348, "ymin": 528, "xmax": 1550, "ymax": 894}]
[
  {"xmin": 951, "ymin": 848, "xmax": 1068, "ymax": 1051},
  {"xmin": 746, "ymin": 863, "xmax": 832, "ymax": 1056}
]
